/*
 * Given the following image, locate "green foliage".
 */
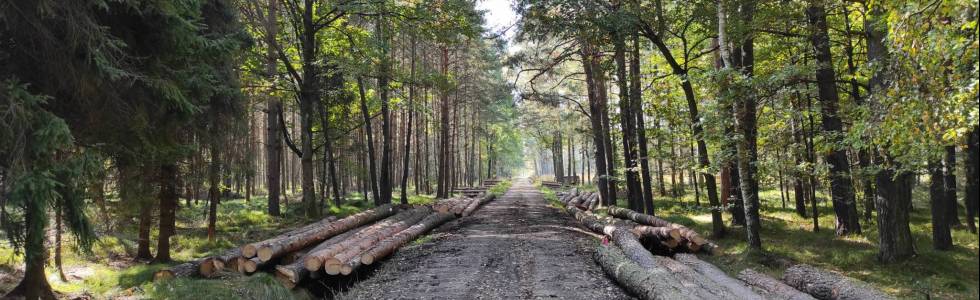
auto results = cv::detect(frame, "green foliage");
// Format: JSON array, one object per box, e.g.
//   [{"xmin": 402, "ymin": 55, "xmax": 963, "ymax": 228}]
[{"xmin": 488, "ymin": 180, "xmax": 512, "ymax": 197}]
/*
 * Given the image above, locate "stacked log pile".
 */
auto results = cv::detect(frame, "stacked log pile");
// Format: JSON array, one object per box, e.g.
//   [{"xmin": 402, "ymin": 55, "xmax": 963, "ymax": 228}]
[
  {"xmin": 557, "ymin": 190, "xmax": 890, "ymax": 300},
  {"xmin": 153, "ymin": 190, "xmax": 499, "ymax": 289}
]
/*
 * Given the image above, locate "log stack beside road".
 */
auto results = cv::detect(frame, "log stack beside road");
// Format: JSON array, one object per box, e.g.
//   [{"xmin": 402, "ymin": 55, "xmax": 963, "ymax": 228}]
[
  {"xmin": 153, "ymin": 186, "xmax": 501, "ymax": 289},
  {"xmin": 555, "ymin": 188, "xmax": 891, "ymax": 300}
]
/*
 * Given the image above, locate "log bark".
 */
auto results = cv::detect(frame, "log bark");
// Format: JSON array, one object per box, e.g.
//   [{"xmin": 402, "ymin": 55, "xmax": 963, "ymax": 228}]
[
  {"xmin": 241, "ymin": 216, "xmax": 337, "ymax": 258},
  {"xmin": 198, "ymin": 248, "xmax": 245, "ymax": 277},
  {"xmin": 154, "ymin": 259, "xmax": 206, "ymax": 281},
  {"xmin": 275, "ymin": 224, "xmax": 366, "ymax": 286},
  {"xmin": 781, "ymin": 264, "xmax": 893, "ymax": 300},
  {"xmin": 325, "ymin": 208, "xmax": 431, "ymax": 275},
  {"xmin": 609, "ymin": 206, "xmax": 719, "ymax": 254},
  {"xmin": 631, "ymin": 226, "xmax": 681, "ymax": 242},
  {"xmin": 737, "ymin": 268, "xmax": 816, "ymax": 300},
  {"xmin": 257, "ymin": 205, "xmax": 396, "ymax": 262},
  {"xmin": 593, "ymin": 244, "xmax": 699, "ymax": 300},
  {"xmin": 674, "ymin": 254, "xmax": 763, "ymax": 299},
  {"xmin": 462, "ymin": 194, "xmax": 495, "ymax": 216},
  {"xmin": 649, "ymin": 255, "xmax": 739, "ymax": 299},
  {"xmin": 360, "ymin": 212, "xmax": 455, "ymax": 265},
  {"xmin": 303, "ymin": 207, "xmax": 423, "ymax": 271}
]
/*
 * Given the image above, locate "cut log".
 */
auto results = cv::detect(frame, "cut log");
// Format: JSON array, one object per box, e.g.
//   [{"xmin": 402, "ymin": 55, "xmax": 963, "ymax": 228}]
[
  {"xmin": 674, "ymin": 254, "xmax": 764, "ymax": 300},
  {"xmin": 737, "ymin": 268, "xmax": 816, "ymax": 300},
  {"xmin": 649, "ymin": 255, "xmax": 739, "ymax": 299},
  {"xmin": 632, "ymin": 226, "xmax": 682, "ymax": 241},
  {"xmin": 241, "ymin": 216, "xmax": 337, "ymax": 258},
  {"xmin": 153, "ymin": 259, "xmax": 205, "ymax": 281},
  {"xmin": 256, "ymin": 204, "xmax": 397, "ymax": 262},
  {"xmin": 361, "ymin": 212, "xmax": 455, "ymax": 265},
  {"xmin": 324, "ymin": 208, "xmax": 431, "ymax": 275},
  {"xmin": 462, "ymin": 194, "xmax": 495, "ymax": 217},
  {"xmin": 781, "ymin": 264, "xmax": 893, "ymax": 300},
  {"xmin": 198, "ymin": 257, "xmax": 224, "ymax": 278},
  {"xmin": 274, "ymin": 224, "xmax": 366, "ymax": 287},
  {"xmin": 608, "ymin": 206, "xmax": 720, "ymax": 255},
  {"xmin": 434, "ymin": 198, "xmax": 466, "ymax": 214},
  {"xmin": 303, "ymin": 207, "xmax": 423, "ymax": 272},
  {"xmin": 198, "ymin": 248, "xmax": 244, "ymax": 277},
  {"xmin": 226, "ymin": 256, "xmax": 248, "ymax": 273},
  {"xmin": 593, "ymin": 244, "xmax": 699, "ymax": 300}
]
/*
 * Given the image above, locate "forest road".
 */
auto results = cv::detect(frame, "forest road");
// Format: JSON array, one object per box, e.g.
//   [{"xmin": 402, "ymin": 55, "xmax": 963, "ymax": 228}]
[{"xmin": 337, "ymin": 179, "xmax": 632, "ymax": 300}]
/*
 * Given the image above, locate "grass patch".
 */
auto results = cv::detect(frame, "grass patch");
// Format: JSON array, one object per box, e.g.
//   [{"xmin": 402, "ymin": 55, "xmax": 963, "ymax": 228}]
[
  {"xmin": 149, "ymin": 273, "xmax": 307, "ymax": 300},
  {"xmin": 649, "ymin": 184, "xmax": 979, "ymax": 299},
  {"xmin": 539, "ymin": 187, "xmax": 562, "ymax": 209},
  {"xmin": 410, "ymin": 234, "xmax": 436, "ymax": 246},
  {"xmin": 488, "ymin": 180, "xmax": 512, "ymax": 197}
]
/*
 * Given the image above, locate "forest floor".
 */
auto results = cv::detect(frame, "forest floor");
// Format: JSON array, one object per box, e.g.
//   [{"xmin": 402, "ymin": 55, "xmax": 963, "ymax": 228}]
[{"xmin": 337, "ymin": 179, "xmax": 631, "ymax": 300}]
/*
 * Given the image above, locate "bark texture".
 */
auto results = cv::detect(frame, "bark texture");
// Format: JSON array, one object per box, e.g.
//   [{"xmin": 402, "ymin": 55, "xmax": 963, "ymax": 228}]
[{"xmin": 782, "ymin": 264, "xmax": 893, "ymax": 300}]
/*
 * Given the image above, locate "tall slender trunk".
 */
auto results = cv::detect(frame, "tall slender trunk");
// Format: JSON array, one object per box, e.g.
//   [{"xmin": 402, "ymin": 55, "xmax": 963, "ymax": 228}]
[
  {"xmin": 791, "ymin": 110, "xmax": 809, "ymax": 217},
  {"xmin": 943, "ymin": 146, "xmax": 961, "ymax": 226},
  {"xmin": 965, "ymin": 126, "xmax": 979, "ymax": 234},
  {"xmin": 136, "ymin": 195, "xmax": 154, "ymax": 260},
  {"xmin": 356, "ymin": 77, "xmax": 380, "ymax": 203},
  {"xmin": 377, "ymin": 15, "xmax": 393, "ymax": 206},
  {"xmin": 614, "ymin": 31, "xmax": 641, "ymax": 210},
  {"xmin": 207, "ymin": 141, "xmax": 221, "ymax": 242},
  {"xmin": 264, "ymin": 0, "xmax": 282, "ymax": 217},
  {"xmin": 55, "ymin": 200, "xmax": 66, "ymax": 281},
  {"xmin": 596, "ymin": 56, "xmax": 617, "ymax": 206},
  {"xmin": 807, "ymin": 2, "xmax": 860, "ymax": 236},
  {"xmin": 154, "ymin": 163, "xmax": 178, "ymax": 263},
  {"xmin": 581, "ymin": 42, "xmax": 611, "ymax": 206},
  {"xmin": 401, "ymin": 35, "xmax": 417, "ymax": 204},
  {"xmin": 437, "ymin": 46, "xmax": 451, "ymax": 198},
  {"xmin": 630, "ymin": 33, "xmax": 655, "ymax": 214}
]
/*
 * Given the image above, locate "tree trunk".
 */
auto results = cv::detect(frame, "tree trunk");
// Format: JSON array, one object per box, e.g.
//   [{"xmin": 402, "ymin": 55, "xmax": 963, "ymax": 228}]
[
  {"xmin": 55, "ymin": 200, "xmax": 67, "ymax": 281},
  {"xmin": 594, "ymin": 52, "xmax": 618, "ymax": 207},
  {"xmin": 6, "ymin": 196, "xmax": 56, "ymax": 299},
  {"xmin": 207, "ymin": 145, "xmax": 221, "ymax": 242},
  {"xmin": 613, "ymin": 32, "xmax": 641, "ymax": 211},
  {"xmin": 929, "ymin": 159, "xmax": 952, "ymax": 250},
  {"xmin": 377, "ymin": 15, "xmax": 393, "ymax": 206},
  {"xmin": 874, "ymin": 160, "xmax": 916, "ymax": 262},
  {"xmin": 437, "ymin": 46, "xmax": 451, "ymax": 199},
  {"xmin": 581, "ymin": 42, "xmax": 611, "ymax": 207},
  {"xmin": 137, "ymin": 196, "xmax": 154, "ymax": 260},
  {"xmin": 966, "ymin": 126, "xmax": 979, "ymax": 234},
  {"xmin": 943, "ymin": 146, "xmax": 961, "ymax": 227},
  {"xmin": 807, "ymin": 2, "xmax": 860, "ymax": 236},
  {"xmin": 630, "ymin": 33, "xmax": 655, "ymax": 215},
  {"xmin": 265, "ymin": 0, "xmax": 282, "ymax": 217},
  {"xmin": 154, "ymin": 163, "xmax": 178, "ymax": 263}
]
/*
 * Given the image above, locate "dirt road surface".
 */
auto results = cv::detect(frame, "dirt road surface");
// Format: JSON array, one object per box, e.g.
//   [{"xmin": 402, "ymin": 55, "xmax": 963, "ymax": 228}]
[{"xmin": 337, "ymin": 179, "xmax": 631, "ymax": 300}]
